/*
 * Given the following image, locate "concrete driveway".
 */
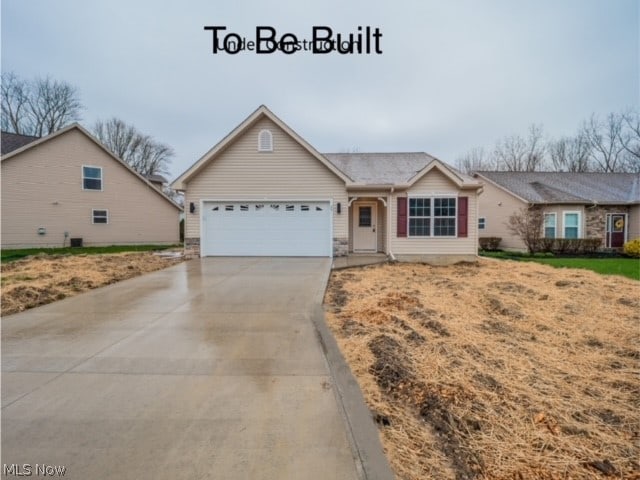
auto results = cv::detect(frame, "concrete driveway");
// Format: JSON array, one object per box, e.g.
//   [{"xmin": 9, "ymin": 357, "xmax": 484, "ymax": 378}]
[{"xmin": 2, "ymin": 257, "xmax": 379, "ymax": 479}]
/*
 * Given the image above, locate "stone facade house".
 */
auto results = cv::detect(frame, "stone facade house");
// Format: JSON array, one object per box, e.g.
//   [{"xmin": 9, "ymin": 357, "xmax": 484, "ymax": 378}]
[{"xmin": 474, "ymin": 171, "xmax": 640, "ymax": 251}]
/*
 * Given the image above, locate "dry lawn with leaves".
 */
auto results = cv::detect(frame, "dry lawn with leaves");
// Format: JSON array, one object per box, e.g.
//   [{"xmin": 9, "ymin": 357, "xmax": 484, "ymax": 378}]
[
  {"xmin": 324, "ymin": 258, "xmax": 639, "ymax": 480},
  {"xmin": 1, "ymin": 252, "xmax": 183, "ymax": 315}
]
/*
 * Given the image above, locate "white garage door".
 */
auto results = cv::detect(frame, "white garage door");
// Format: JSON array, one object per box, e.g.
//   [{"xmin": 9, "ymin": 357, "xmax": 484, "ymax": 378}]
[{"xmin": 201, "ymin": 201, "xmax": 332, "ymax": 257}]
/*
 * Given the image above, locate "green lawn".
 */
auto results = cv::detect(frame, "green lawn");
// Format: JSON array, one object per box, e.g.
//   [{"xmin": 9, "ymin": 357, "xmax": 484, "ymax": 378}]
[
  {"xmin": 1, "ymin": 244, "xmax": 179, "ymax": 263},
  {"xmin": 481, "ymin": 251, "xmax": 640, "ymax": 281}
]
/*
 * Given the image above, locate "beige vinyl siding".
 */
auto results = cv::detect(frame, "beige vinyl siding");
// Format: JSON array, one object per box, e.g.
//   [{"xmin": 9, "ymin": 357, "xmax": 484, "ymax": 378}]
[
  {"xmin": 477, "ymin": 180, "xmax": 528, "ymax": 250},
  {"xmin": 1, "ymin": 129, "xmax": 180, "ymax": 248},
  {"xmin": 184, "ymin": 117, "xmax": 348, "ymax": 241},
  {"xmin": 629, "ymin": 205, "xmax": 640, "ymax": 241},
  {"xmin": 389, "ymin": 169, "xmax": 479, "ymax": 255},
  {"xmin": 378, "ymin": 200, "xmax": 386, "ymax": 252}
]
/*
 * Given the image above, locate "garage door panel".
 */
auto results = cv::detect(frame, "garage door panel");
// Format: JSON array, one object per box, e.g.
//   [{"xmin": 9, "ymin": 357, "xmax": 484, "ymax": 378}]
[{"xmin": 202, "ymin": 201, "xmax": 331, "ymax": 257}]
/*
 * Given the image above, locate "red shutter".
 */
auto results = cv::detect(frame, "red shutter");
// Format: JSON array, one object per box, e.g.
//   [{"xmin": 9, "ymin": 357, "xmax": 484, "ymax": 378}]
[
  {"xmin": 458, "ymin": 196, "xmax": 468, "ymax": 237},
  {"xmin": 397, "ymin": 197, "xmax": 407, "ymax": 237}
]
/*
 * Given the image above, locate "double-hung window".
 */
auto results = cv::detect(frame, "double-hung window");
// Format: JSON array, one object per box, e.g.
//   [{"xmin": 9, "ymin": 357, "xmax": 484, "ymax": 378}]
[
  {"xmin": 408, "ymin": 197, "xmax": 457, "ymax": 237},
  {"xmin": 543, "ymin": 213, "xmax": 556, "ymax": 238},
  {"xmin": 563, "ymin": 212, "xmax": 580, "ymax": 238},
  {"xmin": 83, "ymin": 166, "xmax": 103, "ymax": 190},
  {"xmin": 409, "ymin": 198, "xmax": 430, "ymax": 236}
]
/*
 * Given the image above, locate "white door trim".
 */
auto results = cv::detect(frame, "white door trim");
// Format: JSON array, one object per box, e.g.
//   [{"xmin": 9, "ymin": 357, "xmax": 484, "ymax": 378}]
[
  {"xmin": 353, "ymin": 201, "xmax": 377, "ymax": 252},
  {"xmin": 605, "ymin": 212, "xmax": 628, "ymax": 248}
]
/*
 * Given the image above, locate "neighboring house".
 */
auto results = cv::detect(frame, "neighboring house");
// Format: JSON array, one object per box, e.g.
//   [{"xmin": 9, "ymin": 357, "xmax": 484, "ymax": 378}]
[
  {"xmin": 474, "ymin": 171, "xmax": 640, "ymax": 251},
  {"xmin": 1, "ymin": 125, "xmax": 182, "ymax": 248},
  {"xmin": 1, "ymin": 131, "xmax": 41, "ymax": 155},
  {"xmin": 144, "ymin": 173, "xmax": 168, "ymax": 191},
  {"xmin": 171, "ymin": 105, "xmax": 483, "ymax": 262}
]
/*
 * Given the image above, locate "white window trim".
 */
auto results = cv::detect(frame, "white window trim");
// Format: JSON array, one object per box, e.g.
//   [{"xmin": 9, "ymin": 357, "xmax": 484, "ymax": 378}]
[
  {"xmin": 82, "ymin": 165, "xmax": 103, "ymax": 191},
  {"xmin": 407, "ymin": 195, "xmax": 458, "ymax": 238},
  {"xmin": 478, "ymin": 217, "xmax": 486, "ymax": 230},
  {"xmin": 562, "ymin": 211, "xmax": 581, "ymax": 238},
  {"xmin": 543, "ymin": 213, "xmax": 557, "ymax": 238},
  {"xmin": 257, "ymin": 129, "xmax": 273, "ymax": 152},
  {"xmin": 92, "ymin": 209, "xmax": 109, "ymax": 224}
]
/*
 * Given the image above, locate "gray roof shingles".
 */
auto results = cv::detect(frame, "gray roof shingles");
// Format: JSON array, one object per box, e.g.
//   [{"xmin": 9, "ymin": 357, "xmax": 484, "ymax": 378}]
[
  {"xmin": 476, "ymin": 171, "xmax": 640, "ymax": 204},
  {"xmin": 1, "ymin": 131, "xmax": 40, "ymax": 155},
  {"xmin": 324, "ymin": 152, "xmax": 475, "ymax": 185}
]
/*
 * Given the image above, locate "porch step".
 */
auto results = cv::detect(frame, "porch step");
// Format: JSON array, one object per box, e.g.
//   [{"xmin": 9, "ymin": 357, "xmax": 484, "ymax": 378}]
[{"xmin": 331, "ymin": 253, "xmax": 389, "ymax": 270}]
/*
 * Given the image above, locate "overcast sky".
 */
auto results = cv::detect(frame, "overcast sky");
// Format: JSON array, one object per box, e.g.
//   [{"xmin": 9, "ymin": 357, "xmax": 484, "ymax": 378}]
[{"xmin": 2, "ymin": 0, "xmax": 638, "ymax": 179}]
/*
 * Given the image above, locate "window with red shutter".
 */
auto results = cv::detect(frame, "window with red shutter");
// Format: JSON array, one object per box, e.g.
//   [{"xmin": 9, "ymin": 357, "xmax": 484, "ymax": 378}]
[
  {"xmin": 397, "ymin": 197, "xmax": 407, "ymax": 237},
  {"xmin": 458, "ymin": 196, "xmax": 468, "ymax": 237}
]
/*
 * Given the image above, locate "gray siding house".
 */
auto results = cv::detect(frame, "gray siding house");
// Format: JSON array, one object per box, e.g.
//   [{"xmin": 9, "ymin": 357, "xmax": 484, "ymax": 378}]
[
  {"xmin": 172, "ymin": 105, "xmax": 483, "ymax": 262},
  {"xmin": 1, "ymin": 125, "xmax": 182, "ymax": 248},
  {"xmin": 474, "ymin": 171, "xmax": 640, "ymax": 251}
]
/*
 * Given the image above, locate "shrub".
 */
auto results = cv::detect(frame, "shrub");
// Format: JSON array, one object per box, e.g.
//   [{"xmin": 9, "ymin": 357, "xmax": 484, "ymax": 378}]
[
  {"xmin": 623, "ymin": 238, "xmax": 640, "ymax": 258},
  {"xmin": 538, "ymin": 237, "xmax": 555, "ymax": 253},
  {"xmin": 582, "ymin": 238, "xmax": 602, "ymax": 254},
  {"xmin": 479, "ymin": 237, "xmax": 502, "ymax": 251}
]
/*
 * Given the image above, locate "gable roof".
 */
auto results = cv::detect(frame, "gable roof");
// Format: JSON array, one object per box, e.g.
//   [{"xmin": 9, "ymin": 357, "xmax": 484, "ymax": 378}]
[
  {"xmin": 1, "ymin": 123, "xmax": 182, "ymax": 211},
  {"xmin": 324, "ymin": 152, "xmax": 481, "ymax": 189},
  {"xmin": 171, "ymin": 105, "xmax": 351, "ymax": 190},
  {"xmin": 475, "ymin": 171, "xmax": 640, "ymax": 204},
  {"xmin": 172, "ymin": 106, "xmax": 481, "ymax": 191},
  {"xmin": 325, "ymin": 152, "xmax": 432, "ymax": 184},
  {"xmin": 1, "ymin": 131, "xmax": 40, "ymax": 155}
]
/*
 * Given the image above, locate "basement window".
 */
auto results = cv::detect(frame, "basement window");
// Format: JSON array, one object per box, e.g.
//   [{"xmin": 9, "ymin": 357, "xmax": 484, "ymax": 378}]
[{"xmin": 258, "ymin": 129, "xmax": 273, "ymax": 152}]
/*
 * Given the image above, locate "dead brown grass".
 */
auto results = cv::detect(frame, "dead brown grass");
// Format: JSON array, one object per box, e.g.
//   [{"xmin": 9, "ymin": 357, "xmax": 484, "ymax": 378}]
[
  {"xmin": 1, "ymin": 252, "xmax": 183, "ymax": 315},
  {"xmin": 324, "ymin": 259, "xmax": 640, "ymax": 480}
]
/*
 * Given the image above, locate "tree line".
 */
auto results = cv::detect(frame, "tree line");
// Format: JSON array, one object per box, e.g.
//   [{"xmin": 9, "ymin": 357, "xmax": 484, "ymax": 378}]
[
  {"xmin": 1, "ymin": 72, "xmax": 173, "ymax": 178},
  {"xmin": 457, "ymin": 111, "xmax": 639, "ymax": 173}
]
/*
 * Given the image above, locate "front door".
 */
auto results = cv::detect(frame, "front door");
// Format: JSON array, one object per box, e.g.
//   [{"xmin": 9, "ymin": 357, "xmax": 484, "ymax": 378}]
[
  {"xmin": 353, "ymin": 202, "xmax": 377, "ymax": 252},
  {"xmin": 606, "ymin": 213, "xmax": 626, "ymax": 248}
]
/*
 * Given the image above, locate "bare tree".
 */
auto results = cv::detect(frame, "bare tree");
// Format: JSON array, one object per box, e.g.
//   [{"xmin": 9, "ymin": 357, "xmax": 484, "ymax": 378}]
[
  {"xmin": 1, "ymin": 72, "xmax": 29, "ymax": 134},
  {"xmin": 93, "ymin": 118, "xmax": 173, "ymax": 176},
  {"xmin": 548, "ymin": 134, "xmax": 591, "ymax": 172},
  {"xmin": 506, "ymin": 206, "xmax": 544, "ymax": 254},
  {"xmin": 455, "ymin": 147, "xmax": 496, "ymax": 173},
  {"xmin": 493, "ymin": 124, "xmax": 546, "ymax": 172},
  {"xmin": 619, "ymin": 109, "xmax": 640, "ymax": 172},
  {"xmin": 1, "ymin": 72, "xmax": 82, "ymax": 136},
  {"xmin": 581, "ymin": 113, "xmax": 626, "ymax": 173}
]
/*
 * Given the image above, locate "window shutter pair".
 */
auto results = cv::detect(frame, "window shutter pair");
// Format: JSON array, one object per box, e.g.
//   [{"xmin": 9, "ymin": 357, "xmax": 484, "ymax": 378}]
[{"xmin": 396, "ymin": 196, "xmax": 468, "ymax": 238}]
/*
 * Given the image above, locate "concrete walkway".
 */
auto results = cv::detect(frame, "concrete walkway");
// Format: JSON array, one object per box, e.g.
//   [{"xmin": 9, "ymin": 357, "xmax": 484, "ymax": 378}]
[{"xmin": 2, "ymin": 258, "xmax": 391, "ymax": 480}]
